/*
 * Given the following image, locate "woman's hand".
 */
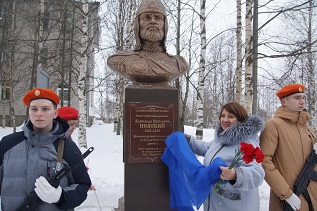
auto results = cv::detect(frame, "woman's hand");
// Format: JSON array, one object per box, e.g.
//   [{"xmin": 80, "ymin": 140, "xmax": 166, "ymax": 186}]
[{"xmin": 220, "ymin": 166, "xmax": 236, "ymax": 181}]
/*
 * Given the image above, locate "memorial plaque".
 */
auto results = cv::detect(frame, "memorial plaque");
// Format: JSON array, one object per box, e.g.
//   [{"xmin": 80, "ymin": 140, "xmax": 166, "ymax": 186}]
[
  {"xmin": 127, "ymin": 103, "xmax": 175, "ymax": 163},
  {"xmin": 123, "ymin": 85, "xmax": 178, "ymax": 211}
]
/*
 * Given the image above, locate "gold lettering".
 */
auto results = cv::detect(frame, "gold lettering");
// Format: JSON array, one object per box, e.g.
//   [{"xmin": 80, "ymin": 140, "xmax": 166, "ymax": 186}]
[{"xmin": 139, "ymin": 123, "xmax": 166, "ymax": 129}]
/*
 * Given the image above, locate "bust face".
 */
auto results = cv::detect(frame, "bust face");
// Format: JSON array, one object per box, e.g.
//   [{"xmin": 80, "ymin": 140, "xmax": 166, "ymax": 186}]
[{"xmin": 139, "ymin": 12, "xmax": 165, "ymax": 43}]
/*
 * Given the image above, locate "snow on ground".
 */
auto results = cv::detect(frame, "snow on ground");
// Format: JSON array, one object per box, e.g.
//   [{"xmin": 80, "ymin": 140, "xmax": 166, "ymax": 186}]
[{"xmin": 0, "ymin": 123, "xmax": 270, "ymax": 211}]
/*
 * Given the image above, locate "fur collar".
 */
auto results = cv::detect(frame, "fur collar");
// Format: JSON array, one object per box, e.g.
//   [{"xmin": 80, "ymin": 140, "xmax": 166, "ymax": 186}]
[{"xmin": 214, "ymin": 115, "xmax": 264, "ymax": 146}]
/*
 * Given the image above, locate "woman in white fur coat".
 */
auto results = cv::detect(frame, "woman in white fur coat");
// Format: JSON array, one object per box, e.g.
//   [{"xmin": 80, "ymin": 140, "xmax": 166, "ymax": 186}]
[{"xmin": 187, "ymin": 102, "xmax": 265, "ymax": 211}]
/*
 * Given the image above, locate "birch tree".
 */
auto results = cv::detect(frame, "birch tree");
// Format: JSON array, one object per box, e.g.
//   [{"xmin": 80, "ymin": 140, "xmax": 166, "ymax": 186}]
[
  {"xmin": 195, "ymin": 0, "xmax": 206, "ymax": 139},
  {"xmin": 78, "ymin": 0, "xmax": 89, "ymax": 148},
  {"xmin": 235, "ymin": 0, "xmax": 242, "ymax": 104},
  {"xmin": 125, "ymin": 0, "xmax": 136, "ymax": 49},
  {"xmin": 244, "ymin": 0, "xmax": 253, "ymax": 113},
  {"xmin": 112, "ymin": 0, "xmax": 124, "ymax": 135}
]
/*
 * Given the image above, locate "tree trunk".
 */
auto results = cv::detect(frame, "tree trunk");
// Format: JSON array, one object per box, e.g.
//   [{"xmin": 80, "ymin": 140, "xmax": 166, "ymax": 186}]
[
  {"xmin": 252, "ymin": 0, "xmax": 258, "ymax": 114},
  {"xmin": 78, "ymin": 0, "xmax": 89, "ymax": 148},
  {"xmin": 195, "ymin": 0, "xmax": 206, "ymax": 140},
  {"xmin": 113, "ymin": 0, "xmax": 123, "ymax": 135},
  {"xmin": 235, "ymin": 0, "xmax": 242, "ymax": 104},
  {"xmin": 244, "ymin": 0, "xmax": 253, "ymax": 113},
  {"xmin": 125, "ymin": 0, "xmax": 136, "ymax": 49}
]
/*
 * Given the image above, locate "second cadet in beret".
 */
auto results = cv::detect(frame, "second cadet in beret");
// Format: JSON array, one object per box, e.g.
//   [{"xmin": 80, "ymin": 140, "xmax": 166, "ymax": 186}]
[
  {"xmin": 58, "ymin": 107, "xmax": 79, "ymax": 121},
  {"xmin": 58, "ymin": 106, "xmax": 79, "ymax": 140},
  {"xmin": 58, "ymin": 106, "xmax": 78, "ymax": 139}
]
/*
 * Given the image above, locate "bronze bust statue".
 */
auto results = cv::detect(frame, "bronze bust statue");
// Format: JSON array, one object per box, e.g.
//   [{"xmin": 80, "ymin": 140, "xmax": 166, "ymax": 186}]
[{"xmin": 107, "ymin": 0, "xmax": 189, "ymax": 85}]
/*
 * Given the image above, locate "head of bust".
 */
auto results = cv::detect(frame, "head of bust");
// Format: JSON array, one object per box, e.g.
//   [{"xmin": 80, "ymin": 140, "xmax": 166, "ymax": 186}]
[{"xmin": 134, "ymin": 0, "xmax": 168, "ymax": 52}]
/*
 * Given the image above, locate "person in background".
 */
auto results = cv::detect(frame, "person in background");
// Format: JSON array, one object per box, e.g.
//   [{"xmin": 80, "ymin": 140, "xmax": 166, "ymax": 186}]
[
  {"xmin": 186, "ymin": 101, "xmax": 265, "ymax": 211},
  {"xmin": 0, "ymin": 88, "xmax": 91, "ymax": 211},
  {"xmin": 260, "ymin": 84, "xmax": 317, "ymax": 211},
  {"xmin": 57, "ymin": 106, "xmax": 79, "ymax": 140},
  {"xmin": 58, "ymin": 106, "xmax": 96, "ymax": 191}
]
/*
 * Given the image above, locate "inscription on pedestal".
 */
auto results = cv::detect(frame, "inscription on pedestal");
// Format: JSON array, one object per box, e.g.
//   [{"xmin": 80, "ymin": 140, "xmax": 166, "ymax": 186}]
[{"xmin": 127, "ymin": 103, "xmax": 175, "ymax": 163}]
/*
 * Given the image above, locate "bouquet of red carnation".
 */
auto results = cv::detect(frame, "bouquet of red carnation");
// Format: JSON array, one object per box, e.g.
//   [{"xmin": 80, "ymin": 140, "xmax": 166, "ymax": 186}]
[{"xmin": 213, "ymin": 142, "xmax": 264, "ymax": 205}]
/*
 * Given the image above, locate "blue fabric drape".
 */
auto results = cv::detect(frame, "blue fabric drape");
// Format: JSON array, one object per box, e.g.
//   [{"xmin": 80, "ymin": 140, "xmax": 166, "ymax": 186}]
[{"xmin": 161, "ymin": 132, "xmax": 226, "ymax": 211}]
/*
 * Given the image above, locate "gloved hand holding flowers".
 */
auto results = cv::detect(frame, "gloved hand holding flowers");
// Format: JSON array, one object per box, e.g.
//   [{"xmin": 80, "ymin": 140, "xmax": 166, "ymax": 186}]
[{"xmin": 214, "ymin": 142, "xmax": 264, "ymax": 205}]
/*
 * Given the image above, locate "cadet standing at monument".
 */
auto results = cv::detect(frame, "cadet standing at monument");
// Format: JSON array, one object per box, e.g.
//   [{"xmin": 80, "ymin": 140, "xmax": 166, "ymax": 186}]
[
  {"xmin": 0, "ymin": 88, "xmax": 91, "ymax": 211},
  {"xmin": 260, "ymin": 84, "xmax": 317, "ymax": 211}
]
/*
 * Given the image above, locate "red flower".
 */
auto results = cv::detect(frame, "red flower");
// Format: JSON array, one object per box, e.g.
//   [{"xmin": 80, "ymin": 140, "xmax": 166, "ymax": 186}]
[
  {"xmin": 240, "ymin": 142, "xmax": 255, "ymax": 156},
  {"xmin": 242, "ymin": 154, "xmax": 254, "ymax": 164},
  {"xmin": 214, "ymin": 142, "xmax": 264, "ymax": 206},
  {"xmin": 253, "ymin": 147, "xmax": 264, "ymax": 163}
]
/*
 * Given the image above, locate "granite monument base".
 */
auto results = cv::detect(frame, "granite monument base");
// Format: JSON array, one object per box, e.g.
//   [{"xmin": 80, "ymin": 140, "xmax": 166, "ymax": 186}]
[{"xmin": 123, "ymin": 85, "xmax": 179, "ymax": 211}]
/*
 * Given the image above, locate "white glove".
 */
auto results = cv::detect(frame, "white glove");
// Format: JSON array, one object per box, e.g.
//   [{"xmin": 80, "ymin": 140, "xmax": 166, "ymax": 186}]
[
  {"xmin": 313, "ymin": 143, "xmax": 317, "ymax": 154},
  {"xmin": 34, "ymin": 176, "xmax": 62, "ymax": 204},
  {"xmin": 285, "ymin": 193, "xmax": 301, "ymax": 210}
]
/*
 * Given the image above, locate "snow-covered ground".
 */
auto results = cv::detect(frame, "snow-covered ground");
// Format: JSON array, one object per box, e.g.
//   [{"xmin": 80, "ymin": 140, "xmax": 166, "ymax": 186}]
[{"xmin": 0, "ymin": 122, "xmax": 270, "ymax": 211}]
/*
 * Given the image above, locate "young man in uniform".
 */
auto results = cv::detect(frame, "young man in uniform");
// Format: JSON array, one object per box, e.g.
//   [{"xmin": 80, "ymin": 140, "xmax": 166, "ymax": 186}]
[
  {"xmin": 260, "ymin": 84, "xmax": 317, "ymax": 211},
  {"xmin": 0, "ymin": 88, "xmax": 91, "ymax": 210}
]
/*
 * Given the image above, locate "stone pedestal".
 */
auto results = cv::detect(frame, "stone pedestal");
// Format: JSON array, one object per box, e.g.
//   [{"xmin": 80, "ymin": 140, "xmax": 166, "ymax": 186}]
[{"xmin": 123, "ymin": 85, "xmax": 178, "ymax": 211}]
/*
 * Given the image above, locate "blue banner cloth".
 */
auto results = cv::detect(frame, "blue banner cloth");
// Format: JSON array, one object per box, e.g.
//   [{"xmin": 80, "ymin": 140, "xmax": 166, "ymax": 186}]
[{"xmin": 161, "ymin": 132, "xmax": 226, "ymax": 211}]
